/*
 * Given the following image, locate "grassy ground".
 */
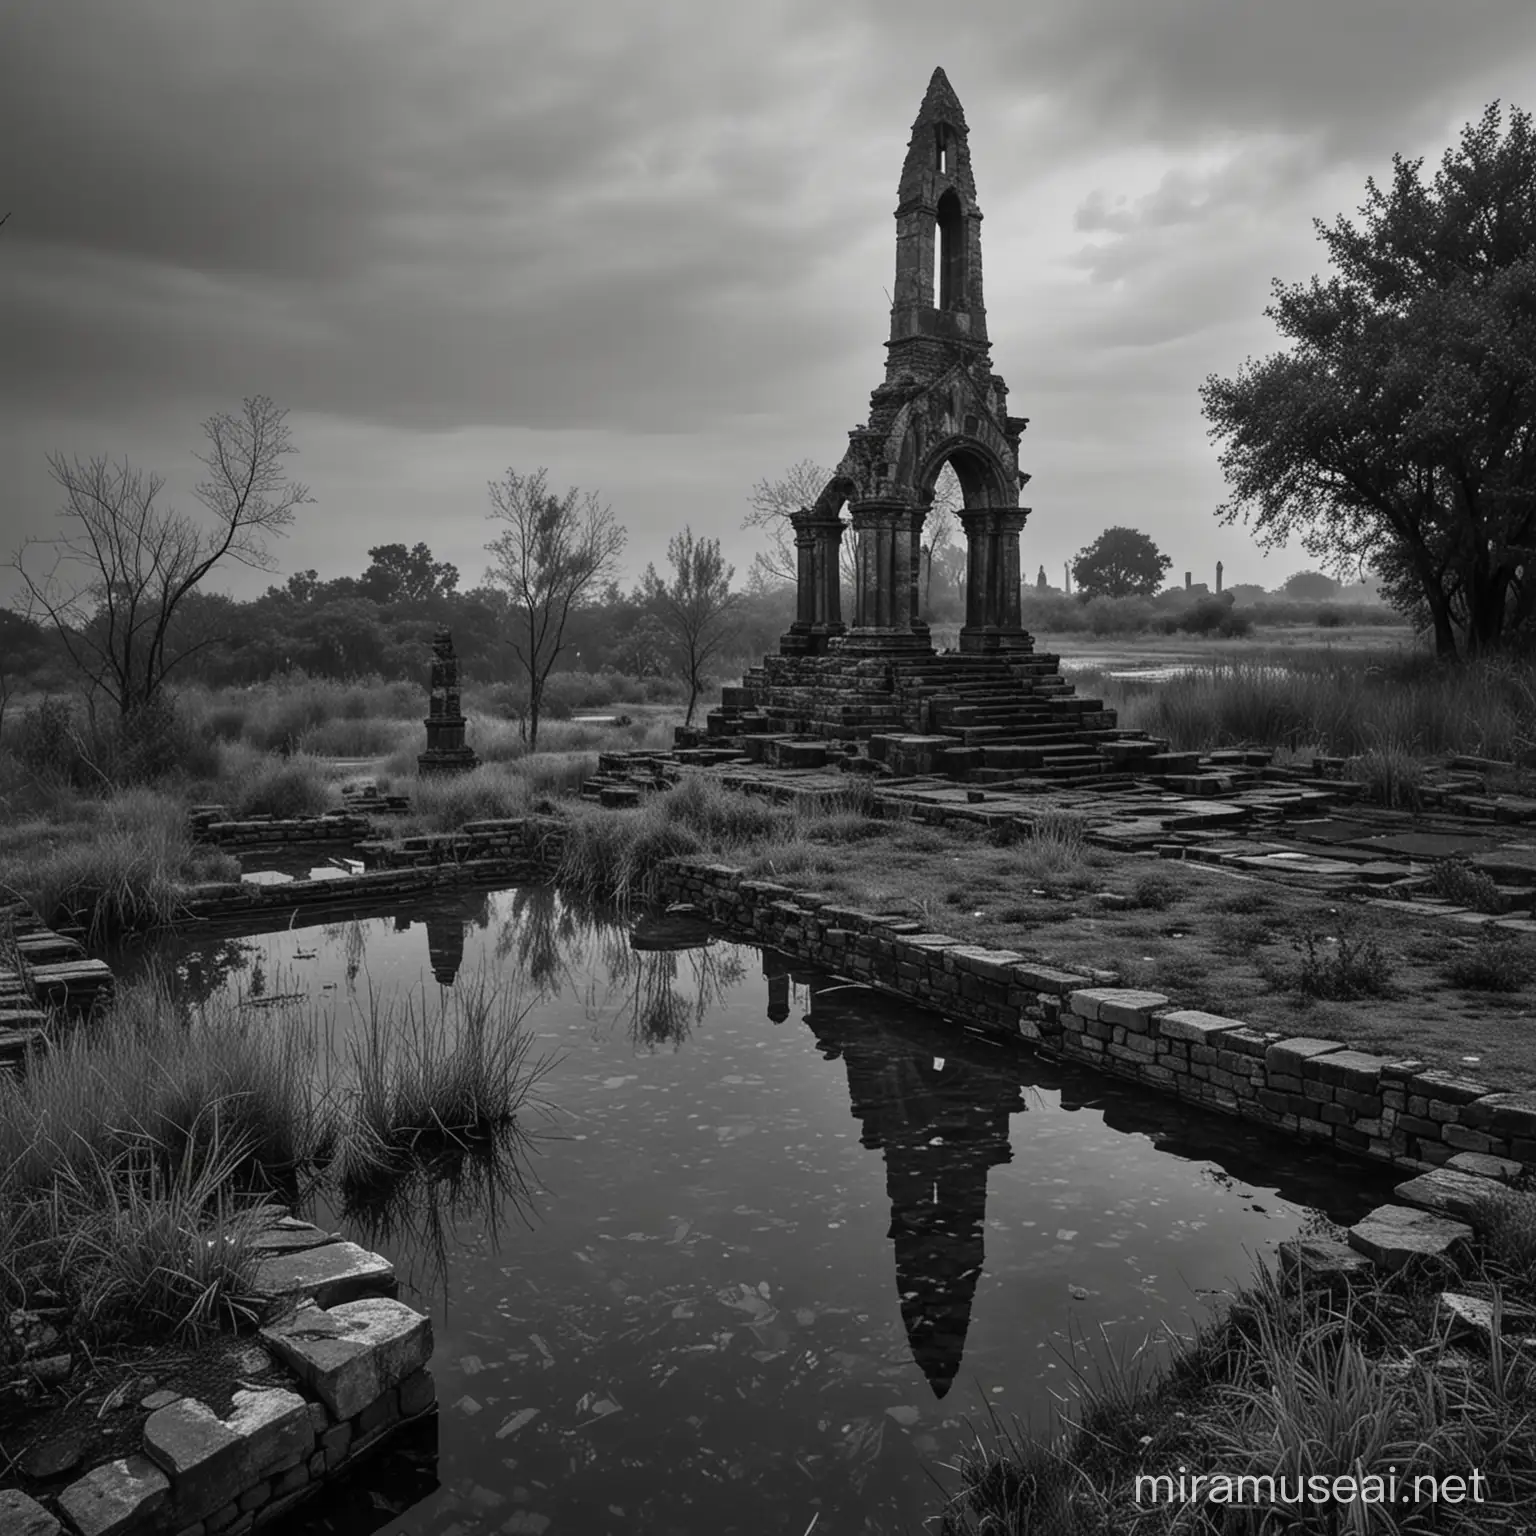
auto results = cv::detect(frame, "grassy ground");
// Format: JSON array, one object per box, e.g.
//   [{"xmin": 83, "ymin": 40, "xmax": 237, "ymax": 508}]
[{"xmin": 552, "ymin": 778, "xmax": 1536, "ymax": 1090}]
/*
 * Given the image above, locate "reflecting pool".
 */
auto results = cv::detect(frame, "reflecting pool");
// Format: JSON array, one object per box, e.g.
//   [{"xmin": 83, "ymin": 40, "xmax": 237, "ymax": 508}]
[{"xmin": 124, "ymin": 886, "xmax": 1399, "ymax": 1536}]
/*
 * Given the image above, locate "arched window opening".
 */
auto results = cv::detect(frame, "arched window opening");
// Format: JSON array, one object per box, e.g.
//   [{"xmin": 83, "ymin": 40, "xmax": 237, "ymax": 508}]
[
  {"xmin": 934, "ymin": 125, "xmax": 953, "ymax": 176},
  {"xmin": 937, "ymin": 189, "xmax": 965, "ymax": 310}
]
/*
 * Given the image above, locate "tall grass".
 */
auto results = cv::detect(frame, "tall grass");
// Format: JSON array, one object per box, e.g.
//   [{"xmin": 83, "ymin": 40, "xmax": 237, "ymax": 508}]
[
  {"xmin": 184, "ymin": 674, "xmax": 420, "ymax": 754},
  {"xmin": 0, "ymin": 788, "xmax": 242, "ymax": 940},
  {"xmin": 0, "ymin": 970, "xmax": 327, "ymax": 1193},
  {"xmin": 0, "ymin": 963, "xmax": 547, "ymax": 1344},
  {"xmin": 335, "ymin": 971, "xmax": 551, "ymax": 1201},
  {"xmin": 217, "ymin": 741, "xmax": 336, "ymax": 818},
  {"xmin": 938, "ymin": 1252, "xmax": 1536, "ymax": 1534},
  {"xmin": 1094, "ymin": 652, "xmax": 1536, "ymax": 760}
]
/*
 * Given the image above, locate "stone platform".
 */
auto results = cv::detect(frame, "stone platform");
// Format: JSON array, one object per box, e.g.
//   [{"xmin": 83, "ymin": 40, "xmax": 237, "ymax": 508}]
[{"xmin": 704, "ymin": 649, "xmax": 1160, "ymax": 788}]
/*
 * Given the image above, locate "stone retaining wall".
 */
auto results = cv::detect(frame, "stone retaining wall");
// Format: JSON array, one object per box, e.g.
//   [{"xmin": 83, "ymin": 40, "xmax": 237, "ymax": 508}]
[
  {"xmin": 657, "ymin": 857, "xmax": 1536, "ymax": 1180},
  {"xmin": 3, "ymin": 1215, "xmax": 436, "ymax": 1536},
  {"xmin": 190, "ymin": 811, "xmax": 375, "ymax": 848}
]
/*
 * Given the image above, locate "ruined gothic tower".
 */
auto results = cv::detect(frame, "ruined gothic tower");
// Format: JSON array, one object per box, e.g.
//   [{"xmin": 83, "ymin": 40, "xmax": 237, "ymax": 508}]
[{"xmin": 782, "ymin": 67, "xmax": 1032, "ymax": 658}]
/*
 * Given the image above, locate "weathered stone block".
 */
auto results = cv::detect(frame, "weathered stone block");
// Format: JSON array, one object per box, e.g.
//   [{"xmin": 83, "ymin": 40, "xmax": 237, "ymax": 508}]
[
  {"xmin": 1441, "ymin": 1124, "xmax": 1499, "ymax": 1155},
  {"xmin": 1435, "ymin": 1291, "xmax": 1536, "ymax": 1349},
  {"xmin": 1010, "ymin": 964, "xmax": 1087, "ymax": 995},
  {"xmin": 58, "ymin": 1459, "xmax": 170, "ymax": 1536},
  {"xmin": 226, "ymin": 1388, "xmax": 313, "ymax": 1479},
  {"xmin": 1155, "ymin": 1009, "xmax": 1242, "ymax": 1046},
  {"xmin": 397, "ymin": 1368, "xmax": 436, "ymax": 1418},
  {"xmin": 0, "ymin": 1491, "xmax": 61, "ymax": 1536},
  {"xmin": 250, "ymin": 1242, "xmax": 395, "ymax": 1310},
  {"xmin": 261, "ymin": 1298, "xmax": 432, "ymax": 1420},
  {"xmin": 1265, "ymin": 1038, "xmax": 1345, "ymax": 1078},
  {"xmin": 1460, "ymin": 1091, "xmax": 1536, "ymax": 1139},
  {"xmin": 1409, "ymin": 1071, "xmax": 1490, "ymax": 1106},
  {"xmin": 1447, "ymin": 1150, "xmax": 1524, "ymax": 1183},
  {"xmin": 1394, "ymin": 1167, "xmax": 1503, "ymax": 1225},
  {"xmin": 142, "ymin": 1400, "xmax": 243, "ymax": 1521},
  {"xmin": 1096, "ymin": 990, "xmax": 1171, "ymax": 1030},
  {"xmin": 1347, "ymin": 1204, "xmax": 1473, "ymax": 1272},
  {"xmin": 1278, "ymin": 1238, "xmax": 1375, "ymax": 1291},
  {"xmin": 1304, "ymin": 1049, "xmax": 1389, "ymax": 1091}
]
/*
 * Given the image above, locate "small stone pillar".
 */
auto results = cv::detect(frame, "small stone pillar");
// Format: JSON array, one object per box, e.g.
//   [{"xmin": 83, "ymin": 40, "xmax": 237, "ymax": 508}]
[
  {"xmin": 1185, "ymin": 571, "xmax": 1192, "ymax": 591},
  {"xmin": 1063, "ymin": 561, "xmax": 1071, "ymax": 595},
  {"xmin": 418, "ymin": 626, "xmax": 479, "ymax": 776},
  {"xmin": 959, "ymin": 506, "xmax": 1033, "ymax": 653},
  {"xmin": 1036, "ymin": 564, "xmax": 1047, "ymax": 591},
  {"xmin": 1216, "ymin": 560, "xmax": 1224, "ymax": 594}
]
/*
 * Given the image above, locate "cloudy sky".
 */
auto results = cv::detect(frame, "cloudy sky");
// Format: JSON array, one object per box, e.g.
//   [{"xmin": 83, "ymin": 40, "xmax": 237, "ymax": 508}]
[{"xmin": 4, "ymin": 0, "xmax": 1536, "ymax": 606}]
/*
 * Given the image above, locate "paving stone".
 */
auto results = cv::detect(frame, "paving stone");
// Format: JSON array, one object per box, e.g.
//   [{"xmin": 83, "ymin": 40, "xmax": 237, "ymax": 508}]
[
  {"xmin": 1347, "ymin": 1204, "xmax": 1473, "ymax": 1273},
  {"xmin": 0, "ymin": 1490, "xmax": 61, "ymax": 1536},
  {"xmin": 58, "ymin": 1458, "xmax": 170, "ymax": 1536},
  {"xmin": 261, "ymin": 1298, "xmax": 432, "ymax": 1420},
  {"xmin": 1393, "ymin": 1167, "xmax": 1503, "ymax": 1224},
  {"xmin": 249, "ymin": 1242, "xmax": 394, "ymax": 1309}
]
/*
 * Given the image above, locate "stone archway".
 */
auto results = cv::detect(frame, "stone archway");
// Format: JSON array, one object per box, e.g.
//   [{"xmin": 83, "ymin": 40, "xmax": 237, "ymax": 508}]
[{"xmin": 777, "ymin": 67, "xmax": 1034, "ymax": 659}]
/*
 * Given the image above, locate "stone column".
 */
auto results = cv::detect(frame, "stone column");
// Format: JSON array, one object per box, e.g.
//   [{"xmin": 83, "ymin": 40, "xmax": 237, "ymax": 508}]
[
  {"xmin": 844, "ymin": 499, "xmax": 933, "ymax": 654},
  {"xmin": 908, "ymin": 509, "xmax": 928, "ymax": 636},
  {"xmin": 810, "ymin": 511, "xmax": 845, "ymax": 637},
  {"xmin": 778, "ymin": 508, "xmax": 818, "ymax": 654},
  {"xmin": 959, "ymin": 508, "xmax": 1033, "ymax": 654}
]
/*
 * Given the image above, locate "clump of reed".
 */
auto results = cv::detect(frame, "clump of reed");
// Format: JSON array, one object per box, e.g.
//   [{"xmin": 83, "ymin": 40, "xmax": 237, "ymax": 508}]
[{"xmin": 333, "ymin": 971, "xmax": 552, "ymax": 1203}]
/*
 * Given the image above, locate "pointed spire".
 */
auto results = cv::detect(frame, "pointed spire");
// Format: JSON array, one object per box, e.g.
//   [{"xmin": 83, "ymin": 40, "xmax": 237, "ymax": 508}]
[{"xmin": 913, "ymin": 66, "xmax": 967, "ymax": 131}]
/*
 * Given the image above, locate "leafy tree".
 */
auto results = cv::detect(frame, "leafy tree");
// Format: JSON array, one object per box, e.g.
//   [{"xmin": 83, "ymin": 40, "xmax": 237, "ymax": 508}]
[
  {"xmin": 9, "ymin": 396, "xmax": 311, "ymax": 721},
  {"xmin": 357, "ymin": 542, "xmax": 460, "ymax": 606},
  {"xmin": 1201, "ymin": 102, "xmax": 1536, "ymax": 657},
  {"xmin": 643, "ymin": 527, "xmax": 739, "ymax": 725},
  {"xmin": 484, "ymin": 468, "xmax": 626, "ymax": 751},
  {"xmin": 1070, "ymin": 527, "xmax": 1172, "ymax": 598},
  {"xmin": 1282, "ymin": 570, "xmax": 1342, "ymax": 601}
]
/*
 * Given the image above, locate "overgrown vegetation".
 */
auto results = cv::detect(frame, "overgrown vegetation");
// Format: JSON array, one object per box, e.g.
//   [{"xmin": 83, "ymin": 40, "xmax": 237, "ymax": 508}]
[
  {"xmin": 1293, "ymin": 927, "xmax": 1395, "ymax": 1001},
  {"xmin": 938, "ymin": 1191, "xmax": 1536, "ymax": 1534},
  {"xmin": 0, "ymin": 967, "xmax": 546, "ymax": 1351}
]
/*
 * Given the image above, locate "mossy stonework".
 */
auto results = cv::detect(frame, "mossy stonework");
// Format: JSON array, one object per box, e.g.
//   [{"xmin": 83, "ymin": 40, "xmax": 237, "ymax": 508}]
[{"xmin": 2, "ymin": 1211, "xmax": 436, "ymax": 1536}]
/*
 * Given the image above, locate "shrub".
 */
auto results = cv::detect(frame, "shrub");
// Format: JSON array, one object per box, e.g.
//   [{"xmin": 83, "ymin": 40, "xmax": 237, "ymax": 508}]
[
  {"xmin": 1293, "ymin": 928, "xmax": 1394, "ymax": 1000},
  {"xmin": 1428, "ymin": 857, "xmax": 1505, "ymax": 914},
  {"xmin": 15, "ymin": 696, "xmax": 88, "ymax": 782},
  {"xmin": 1443, "ymin": 929, "xmax": 1533, "ymax": 992},
  {"xmin": 1130, "ymin": 872, "xmax": 1185, "ymax": 910}
]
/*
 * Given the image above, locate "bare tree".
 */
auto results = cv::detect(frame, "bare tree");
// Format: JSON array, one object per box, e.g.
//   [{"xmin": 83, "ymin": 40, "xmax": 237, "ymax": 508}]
[
  {"xmin": 9, "ymin": 396, "xmax": 311, "ymax": 723},
  {"xmin": 484, "ymin": 467, "xmax": 626, "ymax": 752},
  {"xmin": 643, "ymin": 526, "xmax": 740, "ymax": 726},
  {"xmin": 743, "ymin": 458, "xmax": 962, "ymax": 606}
]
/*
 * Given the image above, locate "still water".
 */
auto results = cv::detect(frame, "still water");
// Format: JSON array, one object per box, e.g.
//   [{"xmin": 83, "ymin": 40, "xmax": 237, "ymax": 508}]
[{"xmin": 128, "ymin": 884, "xmax": 1397, "ymax": 1536}]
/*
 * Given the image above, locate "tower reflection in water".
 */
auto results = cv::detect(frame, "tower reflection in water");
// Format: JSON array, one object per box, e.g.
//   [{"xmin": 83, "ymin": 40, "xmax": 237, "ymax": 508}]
[{"xmin": 763, "ymin": 952, "xmax": 1023, "ymax": 1398}]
